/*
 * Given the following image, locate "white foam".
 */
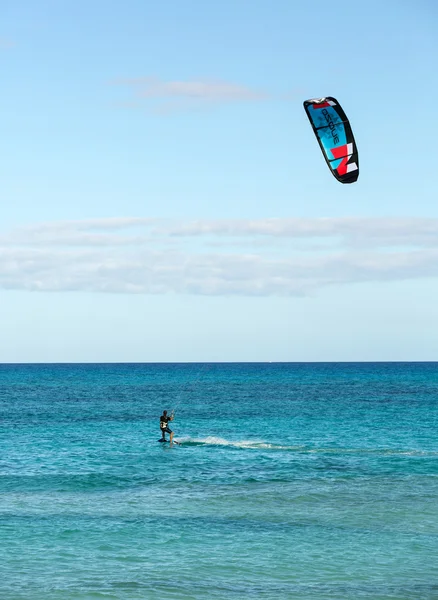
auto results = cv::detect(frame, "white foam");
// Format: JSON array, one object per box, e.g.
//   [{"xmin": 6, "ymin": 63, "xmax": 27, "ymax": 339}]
[{"xmin": 179, "ymin": 436, "xmax": 293, "ymax": 450}]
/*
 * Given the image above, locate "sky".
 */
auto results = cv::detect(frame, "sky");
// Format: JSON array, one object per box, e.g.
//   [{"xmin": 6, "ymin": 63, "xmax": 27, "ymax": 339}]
[{"xmin": 1, "ymin": 0, "xmax": 438, "ymax": 362}]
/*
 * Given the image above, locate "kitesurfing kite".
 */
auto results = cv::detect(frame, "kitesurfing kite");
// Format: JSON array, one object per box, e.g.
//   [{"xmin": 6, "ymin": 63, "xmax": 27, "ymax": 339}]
[{"xmin": 303, "ymin": 97, "xmax": 359, "ymax": 184}]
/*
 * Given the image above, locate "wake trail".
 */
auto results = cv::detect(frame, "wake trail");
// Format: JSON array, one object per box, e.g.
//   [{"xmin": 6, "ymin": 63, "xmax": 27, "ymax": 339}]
[{"xmin": 174, "ymin": 437, "xmax": 438, "ymax": 456}]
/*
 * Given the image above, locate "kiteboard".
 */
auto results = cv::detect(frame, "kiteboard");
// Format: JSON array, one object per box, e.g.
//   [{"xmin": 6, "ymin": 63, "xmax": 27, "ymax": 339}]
[{"xmin": 157, "ymin": 438, "xmax": 180, "ymax": 445}]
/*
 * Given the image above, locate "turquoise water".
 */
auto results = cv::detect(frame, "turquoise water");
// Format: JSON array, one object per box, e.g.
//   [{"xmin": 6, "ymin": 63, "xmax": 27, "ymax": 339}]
[{"xmin": 1, "ymin": 362, "xmax": 438, "ymax": 599}]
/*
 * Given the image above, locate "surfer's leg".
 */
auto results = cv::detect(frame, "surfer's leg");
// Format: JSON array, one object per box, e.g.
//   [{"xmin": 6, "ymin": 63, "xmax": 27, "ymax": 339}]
[{"xmin": 170, "ymin": 431, "xmax": 174, "ymax": 444}]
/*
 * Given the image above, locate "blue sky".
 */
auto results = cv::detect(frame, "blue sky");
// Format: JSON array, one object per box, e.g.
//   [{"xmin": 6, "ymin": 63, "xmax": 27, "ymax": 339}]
[{"xmin": 1, "ymin": 0, "xmax": 438, "ymax": 362}]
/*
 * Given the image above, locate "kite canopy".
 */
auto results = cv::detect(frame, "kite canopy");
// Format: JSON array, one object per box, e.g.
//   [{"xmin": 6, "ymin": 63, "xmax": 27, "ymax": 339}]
[{"xmin": 303, "ymin": 97, "xmax": 359, "ymax": 184}]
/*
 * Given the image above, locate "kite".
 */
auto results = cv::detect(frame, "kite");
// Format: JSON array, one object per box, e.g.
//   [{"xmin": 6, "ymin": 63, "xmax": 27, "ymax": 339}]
[{"xmin": 303, "ymin": 97, "xmax": 359, "ymax": 184}]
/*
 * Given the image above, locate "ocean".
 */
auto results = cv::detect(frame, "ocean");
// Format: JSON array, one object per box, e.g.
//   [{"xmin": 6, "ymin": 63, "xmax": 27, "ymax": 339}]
[{"xmin": 1, "ymin": 362, "xmax": 437, "ymax": 599}]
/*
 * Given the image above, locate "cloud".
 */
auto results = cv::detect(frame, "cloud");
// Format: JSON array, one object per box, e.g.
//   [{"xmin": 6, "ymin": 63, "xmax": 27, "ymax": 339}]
[
  {"xmin": 0, "ymin": 38, "xmax": 15, "ymax": 49},
  {"xmin": 114, "ymin": 77, "xmax": 268, "ymax": 113},
  {"xmin": 2, "ymin": 217, "xmax": 438, "ymax": 296}
]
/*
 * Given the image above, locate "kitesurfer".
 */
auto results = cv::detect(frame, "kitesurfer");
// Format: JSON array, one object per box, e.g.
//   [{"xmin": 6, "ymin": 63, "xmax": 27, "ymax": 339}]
[{"xmin": 159, "ymin": 410, "xmax": 174, "ymax": 443}]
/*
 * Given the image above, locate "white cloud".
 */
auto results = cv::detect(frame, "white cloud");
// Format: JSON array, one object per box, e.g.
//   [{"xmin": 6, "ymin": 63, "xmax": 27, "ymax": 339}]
[
  {"xmin": 0, "ymin": 37, "xmax": 15, "ymax": 49},
  {"xmin": 1, "ymin": 217, "xmax": 438, "ymax": 296},
  {"xmin": 115, "ymin": 77, "xmax": 268, "ymax": 113}
]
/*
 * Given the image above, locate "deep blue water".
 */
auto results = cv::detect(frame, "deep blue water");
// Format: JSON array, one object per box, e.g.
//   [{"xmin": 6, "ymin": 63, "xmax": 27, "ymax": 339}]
[{"xmin": 1, "ymin": 362, "xmax": 438, "ymax": 599}]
